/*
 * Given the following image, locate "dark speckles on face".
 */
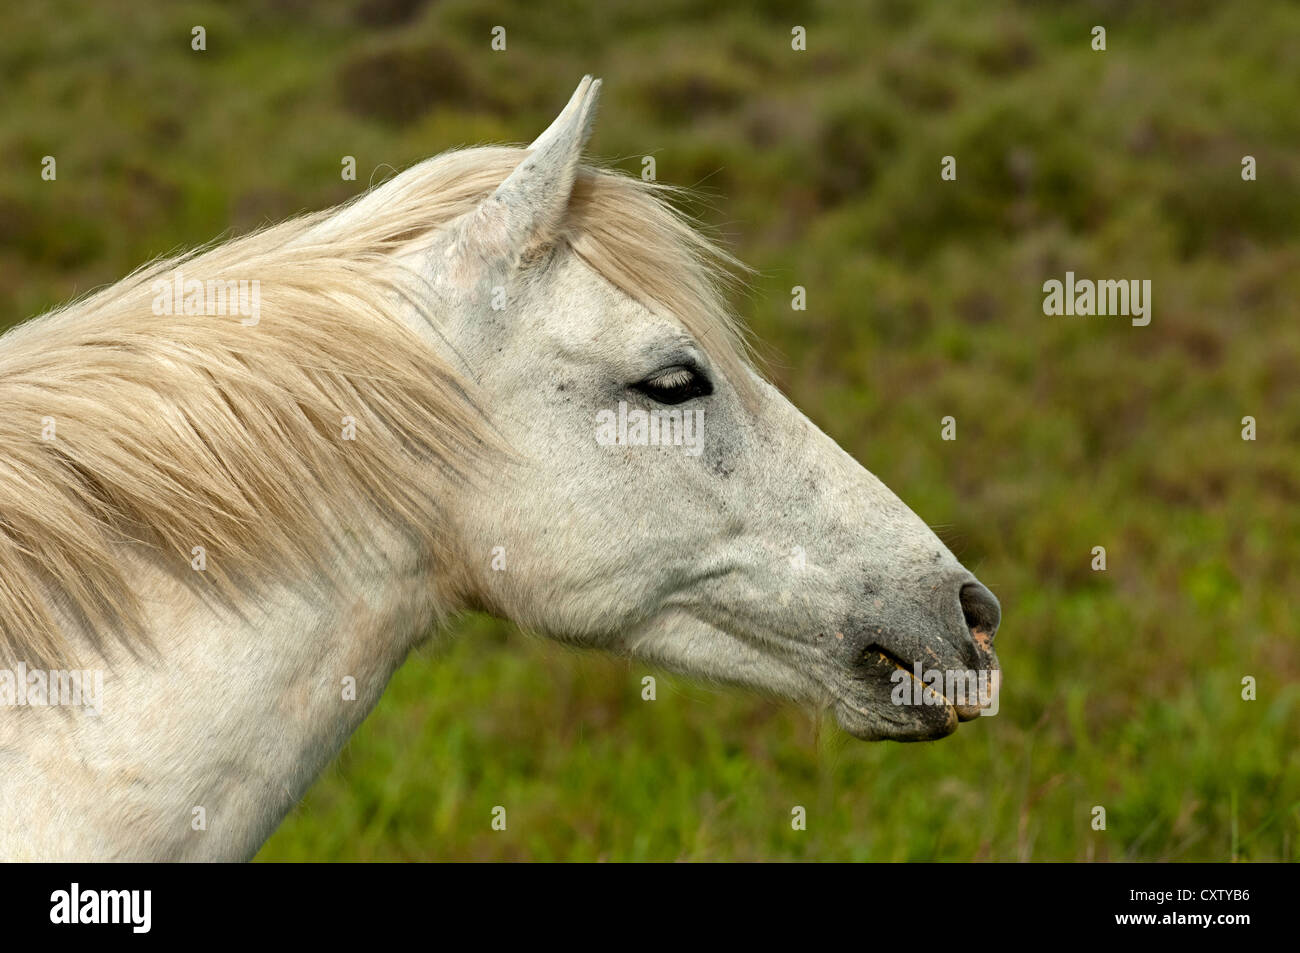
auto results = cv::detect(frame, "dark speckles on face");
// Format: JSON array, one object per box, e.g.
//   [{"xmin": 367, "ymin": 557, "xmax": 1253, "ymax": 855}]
[
  {"xmin": 710, "ymin": 453, "xmax": 733, "ymax": 478},
  {"xmin": 552, "ymin": 378, "xmax": 576, "ymax": 404}
]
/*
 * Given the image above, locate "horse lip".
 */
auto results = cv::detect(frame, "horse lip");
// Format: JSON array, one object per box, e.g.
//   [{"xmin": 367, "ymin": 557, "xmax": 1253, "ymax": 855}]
[
  {"xmin": 855, "ymin": 643, "xmax": 957, "ymax": 721},
  {"xmin": 861, "ymin": 642, "xmax": 999, "ymax": 721},
  {"xmin": 861, "ymin": 643, "xmax": 909, "ymax": 669}
]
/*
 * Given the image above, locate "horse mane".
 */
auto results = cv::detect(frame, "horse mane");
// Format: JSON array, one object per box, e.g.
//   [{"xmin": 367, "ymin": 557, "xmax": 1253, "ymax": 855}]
[{"xmin": 0, "ymin": 146, "xmax": 754, "ymax": 668}]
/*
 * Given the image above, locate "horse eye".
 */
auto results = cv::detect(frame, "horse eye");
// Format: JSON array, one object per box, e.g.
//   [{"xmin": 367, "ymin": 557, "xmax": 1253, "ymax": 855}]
[{"xmin": 632, "ymin": 365, "xmax": 712, "ymax": 405}]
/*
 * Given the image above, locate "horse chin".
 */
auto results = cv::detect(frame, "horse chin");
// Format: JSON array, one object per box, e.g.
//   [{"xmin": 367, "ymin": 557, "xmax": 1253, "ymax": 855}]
[{"xmin": 833, "ymin": 696, "xmax": 959, "ymax": 742}]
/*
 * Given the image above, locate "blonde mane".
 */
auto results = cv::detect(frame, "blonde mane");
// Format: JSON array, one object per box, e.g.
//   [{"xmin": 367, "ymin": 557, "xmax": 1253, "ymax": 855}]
[{"xmin": 0, "ymin": 147, "xmax": 754, "ymax": 669}]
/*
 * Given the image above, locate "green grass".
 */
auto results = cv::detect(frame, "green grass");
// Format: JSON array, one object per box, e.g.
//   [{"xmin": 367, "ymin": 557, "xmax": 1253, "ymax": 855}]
[{"xmin": 2, "ymin": 0, "xmax": 1296, "ymax": 860}]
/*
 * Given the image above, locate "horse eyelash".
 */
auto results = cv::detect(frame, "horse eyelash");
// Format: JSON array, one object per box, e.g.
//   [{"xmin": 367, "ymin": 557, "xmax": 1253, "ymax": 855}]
[
  {"xmin": 632, "ymin": 364, "xmax": 713, "ymax": 404},
  {"xmin": 647, "ymin": 367, "xmax": 695, "ymax": 390}
]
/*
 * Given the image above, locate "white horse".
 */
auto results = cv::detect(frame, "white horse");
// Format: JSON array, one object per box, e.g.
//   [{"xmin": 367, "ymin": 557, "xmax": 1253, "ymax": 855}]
[{"xmin": 0, "ymin": 77, "xmax": 1000, "ymax": 861}]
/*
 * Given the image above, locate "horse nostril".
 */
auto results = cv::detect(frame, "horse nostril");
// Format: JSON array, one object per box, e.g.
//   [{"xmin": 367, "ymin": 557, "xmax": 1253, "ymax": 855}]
[{"xmin": 958, "ymin": 582, "xmax": 1001, "ymax": 648}]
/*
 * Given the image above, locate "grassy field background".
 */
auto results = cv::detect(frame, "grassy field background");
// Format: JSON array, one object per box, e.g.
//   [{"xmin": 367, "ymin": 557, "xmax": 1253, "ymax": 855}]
[{"xmin": 2, "ymin": 0, "xmax": 1296, "ymax": 860}]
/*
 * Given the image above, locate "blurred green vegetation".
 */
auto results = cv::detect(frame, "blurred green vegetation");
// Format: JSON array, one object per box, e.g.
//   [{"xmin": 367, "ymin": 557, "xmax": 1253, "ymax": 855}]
[{"xmin": 2, "ymin": 0, "xmax": 1296, "ymax": 860}]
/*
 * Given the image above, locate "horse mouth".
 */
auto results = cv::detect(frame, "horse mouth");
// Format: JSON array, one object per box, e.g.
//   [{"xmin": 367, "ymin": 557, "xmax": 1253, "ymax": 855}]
[{"xmin": 833, "ymin": 644, "xmax": 999, "ymax": 741}]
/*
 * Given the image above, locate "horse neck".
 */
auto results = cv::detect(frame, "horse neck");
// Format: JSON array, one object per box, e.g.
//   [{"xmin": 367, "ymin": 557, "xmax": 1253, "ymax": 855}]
[{"xmin": 2, "ymin": 526, "xmax": 442, "ymax": 861}]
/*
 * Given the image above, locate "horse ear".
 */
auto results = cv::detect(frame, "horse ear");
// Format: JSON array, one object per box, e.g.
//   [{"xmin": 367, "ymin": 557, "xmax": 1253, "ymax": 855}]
[{"xmin": 447, "ymin": 76, "xmax": 601, "ymax": 280}]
